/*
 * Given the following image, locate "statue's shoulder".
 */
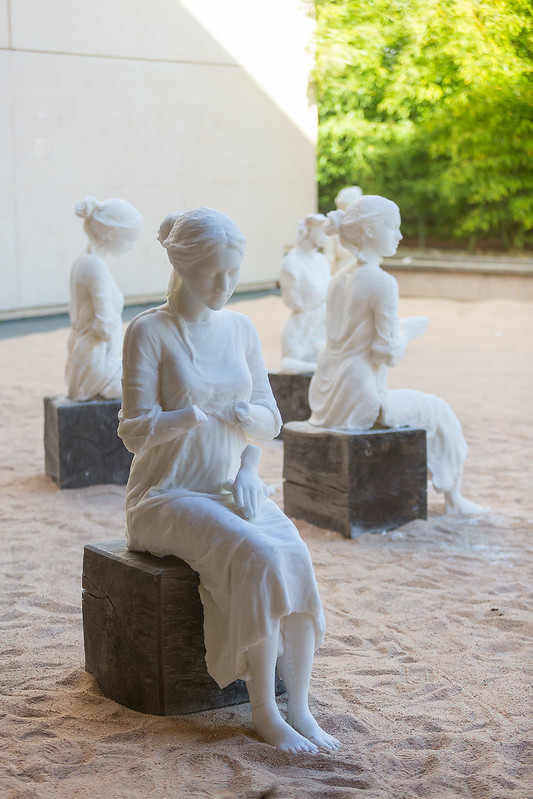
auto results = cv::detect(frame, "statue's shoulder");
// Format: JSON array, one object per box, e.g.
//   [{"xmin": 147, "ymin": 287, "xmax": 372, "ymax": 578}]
[
  {"xmin": 281, "ymin": 250, "xmax": 303, "ymax": 275},
  {"xmin": 365, "ymin": 266, "xmax": 398, "ymax": 289},
  {"xmin": 70, "ymin": 254, "xmax": 110, "ymax": 288},
  {"xmin": 126, "ymin": 304, "xmax": 169, "ymax": 340}
]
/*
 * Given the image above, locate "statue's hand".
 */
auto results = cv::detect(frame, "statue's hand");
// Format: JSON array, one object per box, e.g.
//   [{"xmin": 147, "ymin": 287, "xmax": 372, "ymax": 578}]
[
  {"xmin": 234, "ymin": 401, "xmax": 253, "ymax": 426},
  {"xmin": 185, "ymin": 404, "xmax": 208, "ymax": 428},
  {"xmin": 224, "ymin": 461, "xmax": 270, "ymax": 521},
  {"xmin": 233, "ymin": 401, "xmax": 280, "ymax": 441},
  {"xmin": 402, "ymin": 316, "xmax": 429, "ymax": 341},
  {"xmin": 90, "ymin": 318, "xmax": 110, "ymax": 341}
]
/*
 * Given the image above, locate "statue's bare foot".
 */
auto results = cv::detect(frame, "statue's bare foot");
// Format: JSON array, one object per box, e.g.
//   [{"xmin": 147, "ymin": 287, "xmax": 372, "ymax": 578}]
[
  {"xmin": 287, "ymin": 708, "xmax": 340, "ymax": 751},
  {"xmin": 252, "ymin": 704, "xmax": 318, "ymax": 753},
  {"xmin": 445, "ymin": 491, "xmax": 488, "ymax": 516}
]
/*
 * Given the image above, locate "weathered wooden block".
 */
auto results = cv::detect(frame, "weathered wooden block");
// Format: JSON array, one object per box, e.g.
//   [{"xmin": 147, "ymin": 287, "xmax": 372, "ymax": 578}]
[
  {"xmin": 268, "ymin": 372, "xmax": 312, "ymax": 438},
  {"xmin": 44, "ymin": 395, "xmax": 132, "ymax": 489},
  {"xmin": 82, "ymin": 540, "xmax": 284, "ymax": 716},
  {"xmin": 283, "ymin": 421, "xmax": 427, "ymax": 538}
]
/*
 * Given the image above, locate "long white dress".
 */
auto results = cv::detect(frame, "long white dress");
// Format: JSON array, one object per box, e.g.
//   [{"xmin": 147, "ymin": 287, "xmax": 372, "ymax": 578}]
[
  {"xmin": 118, "ymin": 301, "xmax": 325, "ymax": 689},
  {"xmin": 309, "ymin": 262, "xmax": 467, "ymax": 494},
  {"xmin": 65, "ymin": 253, "xmax": 123, "ymax": 400},
  {"xmin": 280, "ymin": 248, "xmax": 331, "ymax": 372}
]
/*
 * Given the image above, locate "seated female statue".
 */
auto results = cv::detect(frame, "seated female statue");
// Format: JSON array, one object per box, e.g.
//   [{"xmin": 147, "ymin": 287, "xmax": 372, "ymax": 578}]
[
  {"xmin": 279, "ymin": 214, "xmax": 330, "ymax": 374},
  {"xmin": 309, "ymin": 195, "xmax": 483, "ymax": 515},
  {"xmin": 66, "ymin": 196, "xmax": 143, "ymax": 401},
  {"xmin": 118, "ymin": 207, "xmax": 339, "ymax": 753}
]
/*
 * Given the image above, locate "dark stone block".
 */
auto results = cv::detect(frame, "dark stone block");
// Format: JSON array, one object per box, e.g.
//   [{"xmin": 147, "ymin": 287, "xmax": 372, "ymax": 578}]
[
  {"xmin": 44, "ymin": 395, "xmax": 132, "ymax": 489},
  {"xmin": 283, "ymin": 421, "xmax": 427, "ymax": 538},
  {"xmin": 268, "ymin": 372, "xmax": 312, "ymax": 438},
  {"xmin": 82, "ymin": 540, "xmax": 285, "ymax": 716}
]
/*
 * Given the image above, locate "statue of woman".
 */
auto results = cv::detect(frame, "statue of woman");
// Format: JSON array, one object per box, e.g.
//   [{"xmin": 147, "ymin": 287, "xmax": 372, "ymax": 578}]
[
  {"xmin": 280, "ymin": 214, "xmax": 331, "ymax": 374},
  {"xmin": 118, "ymin": 207, "xmax": 339, "ymax": 753},
  {"xmin": 65, "ymin": 196, "xmax": 143, "ymax": 401},
  {"xmin": 309, "ymin": 195, "xmax": 482, "ymax": 515}
]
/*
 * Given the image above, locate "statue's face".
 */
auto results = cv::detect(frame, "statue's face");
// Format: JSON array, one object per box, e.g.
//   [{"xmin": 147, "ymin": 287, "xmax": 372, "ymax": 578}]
[
  {"xmin": 310, "ymin": 225, "xmax": 328, "ymax": 250},
  {"xmin": 370, "ymin": 209, "xmax": 402, "ymax": 257},
  {"xmin": 182, "ymin": 246, "xmax": 242, "ymax": 311}
]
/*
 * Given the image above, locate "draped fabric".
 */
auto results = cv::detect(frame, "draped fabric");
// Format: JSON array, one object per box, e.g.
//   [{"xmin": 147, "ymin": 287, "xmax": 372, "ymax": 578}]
[
  {"xmin": 65, "ymin": 254, "xmax": 123, "ymax": 400},
  {"xmin": 309, "ymin": 263, "xmax": 467, "ymax": 493},
  {"xmin": 118, "ymin": 304, "xmax": 325, "ymax": 688}
]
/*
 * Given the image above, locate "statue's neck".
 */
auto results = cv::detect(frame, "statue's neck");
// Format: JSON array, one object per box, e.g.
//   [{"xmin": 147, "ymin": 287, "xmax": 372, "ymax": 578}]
[
  {"xmin": 357, "ymin": 247, "xmax": 382, "ymax": 269},
  {"xmin": 87, "ymin": 239, "xmax": 108, "ymax": 259}
]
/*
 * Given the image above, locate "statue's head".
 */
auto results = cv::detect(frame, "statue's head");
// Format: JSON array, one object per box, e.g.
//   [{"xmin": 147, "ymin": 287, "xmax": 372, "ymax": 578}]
[
  {"xmin": 158, "ymin": 207, "xmax": 246, "ymax": 310},
  {"xmin": 325, "ymin": 195, "xmax": 401, "ymax": 259},
  {"xmin": 296, "ymin": 214, "xmax": 327, "ymax": 249},
  {"xmin": 334, "ymin": 185, "xmax": 363, "ymax": 212},
  {"xmin": 75, "ymin": 196, "xmax": 143, "ymax": 255}
]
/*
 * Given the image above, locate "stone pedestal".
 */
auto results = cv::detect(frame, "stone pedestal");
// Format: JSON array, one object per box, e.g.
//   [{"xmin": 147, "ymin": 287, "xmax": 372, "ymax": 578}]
[
  {"xmin": 44, "ymin": 395, "xmax": 132, "ymax": 489},
  {"xmin": 268, "ymin": 372, "xmax": 312, "ymax": 437},
  {"xmin": 82, "ymin": 540, "xmax": 284, "ymax": 716},
  {"xmin": 283, "ymin": 421, "xmax": 427, "ymax": 538}
]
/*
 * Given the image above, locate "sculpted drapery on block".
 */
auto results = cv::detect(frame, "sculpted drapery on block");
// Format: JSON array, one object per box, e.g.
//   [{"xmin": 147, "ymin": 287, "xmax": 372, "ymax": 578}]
[
  {"xmin": 309, "ymin": 195, "xmax": 483, "ymax": 516},
  {"xmin": 280, "ymin": 214, "xmax": 331, "ymax": 375},
  {"xmin": 65, "ymin": 196, "xmax": 143, "ymax": 401},
  {"xmin": 118, "ymin": 207, "xmax": 338, "ymax": 754}
]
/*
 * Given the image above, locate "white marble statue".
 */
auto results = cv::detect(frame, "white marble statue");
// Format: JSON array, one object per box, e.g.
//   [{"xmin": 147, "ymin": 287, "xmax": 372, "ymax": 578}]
[
  {"xmin": 118, "ymin": 207, "xmax": 339, "ymax": 753},
  {"xmin": 325, "ymin": 185, "xmax": 363, "ymax": 275},
  {"xmin": 280, "ymin": 214, "xmax": 331, "ymax": 374},
  {"xmin": 65, "ymin": 196, "xmax": 143, "ymax": 401},
  {"xmin": 309, "ymin": 194, "xmax": 483, "ymax": 516}
]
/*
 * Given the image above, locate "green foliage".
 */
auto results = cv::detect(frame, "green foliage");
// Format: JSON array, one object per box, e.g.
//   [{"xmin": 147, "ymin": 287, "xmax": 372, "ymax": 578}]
[{"xmin": 314, "ymin": 0, "xmax": 533, "ymax": 247}]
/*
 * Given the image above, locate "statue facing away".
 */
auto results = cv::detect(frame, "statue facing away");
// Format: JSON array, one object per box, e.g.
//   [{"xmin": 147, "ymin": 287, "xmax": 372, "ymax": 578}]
[
  {"xmin": 65, "ymin": 196, "xmax": 143, "ymax": 401},
  {"xmin": 324, "ymin": 185, "xmax": 363, "ymax": 275},
  {"xmin": 280, "ymin": 214, "xmax": 331, "ymax": 374},
  {"xmin": 118, "ymin": 207, "xmax": 339, "ymax": 753},
  {"xmin": 309, "ymin": 194, "xmax": 483, "ymax": 516}
]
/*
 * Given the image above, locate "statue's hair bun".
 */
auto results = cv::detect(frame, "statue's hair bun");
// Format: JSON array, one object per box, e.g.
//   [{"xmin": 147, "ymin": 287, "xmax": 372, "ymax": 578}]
[
  {"xmin": 157, "ymin": 212, "xmax": 186, "ymax": 247},
  {"xmin": 75, "ymin": 196, "xmax": 99, "ymax": 219},
  {"xmin": 324, "ymin": 208, "xmax": 345, "ymax": 236}
]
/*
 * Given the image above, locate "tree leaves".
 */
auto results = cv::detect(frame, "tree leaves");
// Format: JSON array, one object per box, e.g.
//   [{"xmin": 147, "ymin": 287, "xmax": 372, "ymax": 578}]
[{"xmin": 314, "ymin": 0, "xmax": 533, "ymax": 247}]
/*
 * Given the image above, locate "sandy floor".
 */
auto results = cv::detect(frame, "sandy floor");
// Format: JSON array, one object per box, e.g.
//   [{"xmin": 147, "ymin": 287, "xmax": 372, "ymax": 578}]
[{"xmin": 1, "ymin": 295, "xmax": 532, "ymax": 798}]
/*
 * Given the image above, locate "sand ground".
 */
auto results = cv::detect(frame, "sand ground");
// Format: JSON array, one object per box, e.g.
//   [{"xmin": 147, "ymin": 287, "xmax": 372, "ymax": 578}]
[{"xmin": 1, "ymin": 294, "xmax": 532, "ymax": 799}]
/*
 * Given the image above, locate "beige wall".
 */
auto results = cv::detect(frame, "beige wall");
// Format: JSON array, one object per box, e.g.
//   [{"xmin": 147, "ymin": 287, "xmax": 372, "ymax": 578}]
[{"xmin": 0, "ymin": 0, "xmax": 317, "ymax": 316}]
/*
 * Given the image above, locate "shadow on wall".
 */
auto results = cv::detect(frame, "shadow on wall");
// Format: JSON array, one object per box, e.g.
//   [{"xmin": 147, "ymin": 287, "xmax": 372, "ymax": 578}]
[{"xmin": 1, "ymin": 0, "xmax": 316, "ymax": 316}]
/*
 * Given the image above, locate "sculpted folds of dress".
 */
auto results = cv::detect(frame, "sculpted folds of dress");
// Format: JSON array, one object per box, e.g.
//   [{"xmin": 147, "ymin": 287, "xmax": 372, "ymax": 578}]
[
  {"xmin": 66, "ymin": 254, "xmax": 124, "ymax": 400},
  {"xmin": 120, "ymin": 302, "xmax": 325, "ymax": 689},
  {"xmin": 65, "ymin": 196, "xmax": 143, "ymax": 401},
  {"xmin": 280, "ymin": 214, "xmax": 330, "ymax": 374},
  {"xmin": 118, "ymin": 207, "xmax": 339, "ymax": 754},
  {"xmin": 310, "ymin": 195, "xmax": 483, "ymax": 516}
]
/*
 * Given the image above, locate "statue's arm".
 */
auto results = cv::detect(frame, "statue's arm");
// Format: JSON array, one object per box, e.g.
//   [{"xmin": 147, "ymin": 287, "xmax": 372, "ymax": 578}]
[
  {"xmin": 370, "ymin": 276, "xmax": 407, "ymax": 367},
  {"xmin": 85, "ymin": 259, "xmax": 119, "ymax": 340},
  {"xmin": 224, "ymin": 444, "xmax": 270, "ymax": 521},
  {"xmin": 118, "ymin": 317, "xmax": 205, "ymax": 454},
  {"xmin": 280, "ymin": 260, "xmax": 306, "ymax": 312},
  {"xmin": 233, "ymin": 317, "xmax": 282, "ymax": 442}
]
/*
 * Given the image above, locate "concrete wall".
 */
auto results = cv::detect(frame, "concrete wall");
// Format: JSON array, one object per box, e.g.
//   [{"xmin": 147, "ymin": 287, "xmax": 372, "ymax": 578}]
[{"xmin": 0, "ymin": 0, "xmax": 317, "ymax": 317}]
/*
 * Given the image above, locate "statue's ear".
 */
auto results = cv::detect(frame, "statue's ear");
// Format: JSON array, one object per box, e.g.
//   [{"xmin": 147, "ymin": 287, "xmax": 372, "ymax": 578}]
[{"xmin": 364, "ymin": 223, "xmax": 375, "ymax": 239}]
